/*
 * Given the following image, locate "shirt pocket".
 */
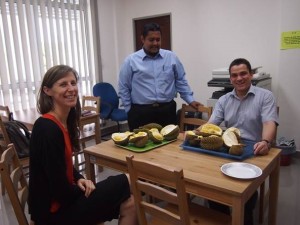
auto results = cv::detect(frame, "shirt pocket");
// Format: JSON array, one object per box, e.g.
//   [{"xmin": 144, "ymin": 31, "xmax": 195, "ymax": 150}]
[{"xmin": 160, "ymin": 65, "xmax": 174, "ymax": 81}]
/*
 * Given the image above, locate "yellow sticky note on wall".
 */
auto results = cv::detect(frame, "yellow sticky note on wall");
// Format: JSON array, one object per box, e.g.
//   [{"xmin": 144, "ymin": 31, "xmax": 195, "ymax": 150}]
[{"xmin": 281, "ymin": 30, "xmax": 300, "ymax": 50}]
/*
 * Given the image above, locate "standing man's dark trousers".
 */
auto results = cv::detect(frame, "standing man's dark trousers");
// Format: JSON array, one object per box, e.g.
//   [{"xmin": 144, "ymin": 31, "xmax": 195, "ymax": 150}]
[
  {"xmin": 208, "ymin": 191, "xmax": 258, "ymax": 225},
  {"xmin": 127, "ymin": 100, "xmax": 177, "ymax": 131}
]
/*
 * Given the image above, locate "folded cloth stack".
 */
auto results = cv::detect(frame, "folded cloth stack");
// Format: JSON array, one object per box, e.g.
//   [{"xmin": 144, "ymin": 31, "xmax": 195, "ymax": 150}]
[{"xmin": 277, "ymin": 137, "xmax": 295, "ymax": 147}]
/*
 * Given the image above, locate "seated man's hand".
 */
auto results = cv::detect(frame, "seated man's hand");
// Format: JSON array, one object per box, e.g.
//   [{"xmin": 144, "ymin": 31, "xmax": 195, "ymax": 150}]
[{"xmin": 253, "ymin": 141, "xmax": 270, "ymax": 155}]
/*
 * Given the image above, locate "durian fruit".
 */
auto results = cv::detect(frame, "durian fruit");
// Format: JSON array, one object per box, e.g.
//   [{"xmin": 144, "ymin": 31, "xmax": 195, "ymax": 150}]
[
  {"xmin": 149, "ymin": 128, "xmax": 159, "ymax": 133},
  {"xmin": 229, "ymin": 144, "xmax": 244, "ymax": 156},
  {"xmin": 226, "ymin": 127, "xmax": 242, "ymax": 143},
  {"xmin": 160, "ymin": 124, "xmax": 180, "ymax": 141},
  {"xmin": 149, "ymin": 129, "xmax": 164, "ymax": 144},
  {"xmin": 196, "ymin": 123, "xmax": 223, "ymax": 137},
  {"xmin": 222, "ymin": 127, "xmax": 241, "ymax": 147},
  {"xmin": 129, "ymin": 131, "xmax": 149, "ymax": 147},
  {"xmin": 222, "ymin": 127, "xmax": 245, "ymax": 155},
  {"xmin": 200, "ymin": 135, "xmax": 223, "ymax": 150},
  {"xmin": 188, "ymin": 136, "xmax": 202, "ymax": 147},
  {"xmin": 227, "ymin": 127, "xmax": 241, "ymax": 136},
  {"xmin": 184, "ymin": 130, "xmax": 198, "ymax": 141},
  {"xmin": 111, "ymin": 132, "xmax": 132, "ymax": 146},
  {"xmin": 140, "ymin": 123, "xmax": 163, "ymax": 131},
  {"xmin": 133, "ymin": 128, "xmax": 150, "ymax": 135},
  {"xmin": 184, "ymin": 130, "xmax": 202, "ymax": 146}
]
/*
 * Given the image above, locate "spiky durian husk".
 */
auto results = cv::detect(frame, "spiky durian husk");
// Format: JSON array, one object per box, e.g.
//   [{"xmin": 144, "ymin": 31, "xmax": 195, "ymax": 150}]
[{"xmin": 200, "ymin": 135, "xmax": 223, "ymax": 150}]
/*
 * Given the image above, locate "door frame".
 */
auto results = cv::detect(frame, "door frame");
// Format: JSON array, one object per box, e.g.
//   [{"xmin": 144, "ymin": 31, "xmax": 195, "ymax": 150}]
[{"xmin": 133, "ymin": 13, "xmax": 172, "ymax": 51}]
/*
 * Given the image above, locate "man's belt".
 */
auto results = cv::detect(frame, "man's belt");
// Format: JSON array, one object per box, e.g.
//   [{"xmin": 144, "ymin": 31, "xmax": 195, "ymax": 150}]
[{"xmin": 132, "ymin": 101, "xmax": 173, "ymax": 108}]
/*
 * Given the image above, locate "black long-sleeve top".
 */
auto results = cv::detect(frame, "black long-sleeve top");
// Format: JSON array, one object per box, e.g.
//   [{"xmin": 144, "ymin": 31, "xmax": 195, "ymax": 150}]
[{"xmin": 28, "ymin": 117, "xmax": 84, "ymax": 224}]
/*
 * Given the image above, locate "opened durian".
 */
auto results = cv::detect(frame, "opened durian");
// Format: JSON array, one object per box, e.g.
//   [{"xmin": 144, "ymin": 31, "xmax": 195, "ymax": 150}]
[
  {"xmin": 222, "ymin": 127, "xmax": 241, "ymax": 147},
  {"xmin": 133, "ymin": 128, "xmax": 150, "ymax": 135},
  {"xmin": 129, "ymin": 131, "xmax": 149, "ymax": 147},
  {"xmin": 160, "ymin": 124, "xmax": 180, "ymax": 141},
  {"xmin": 185, "ymin": 130, "xmax": 198, "ymax": 141},
  {"xmin": 149, "ymin": 129, "xmax": 164, "ymax": 144},
  {"xmin": 222, "ymin": 127, "xmax": 244, "ymax": 155},
  {"xmin": 200, "ymin": 135, "xmax": 223, "ymax": 150},
  {"xmin": 229, "ymin": 144, "xmax": 244, "ymax": 155},
  {"xmin": 196, "ymin": 123, "xmax": 223, "ymax": 137},
  {"xmin": 189, "ymin": 136, "xmax": 202, "ymax": 146},
  {"xmin": 111, "ymin": 132, "xmax": 132, "ymax": 146}
]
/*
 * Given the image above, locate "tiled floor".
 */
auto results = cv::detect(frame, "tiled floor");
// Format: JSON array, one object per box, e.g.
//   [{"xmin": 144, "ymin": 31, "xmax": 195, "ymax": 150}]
[{"xmin": 1, "ymin": 124, "xmax": 299, "ymax": 225}]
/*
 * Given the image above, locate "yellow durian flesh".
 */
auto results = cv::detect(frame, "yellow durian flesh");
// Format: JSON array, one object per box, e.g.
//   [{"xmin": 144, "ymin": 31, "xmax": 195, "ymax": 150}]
[
  {"xmin": 185, "ymin": 130, "xmax": 198, "ymax": 141},
  {"xmin": 149, "ymin": 130, "xmax": 164, "ymax": 144},
  {"xmin": 197, "ymin": 123, "xmax": 223, "ymax": 137},
  {"xmin": 129, "ymin": 132, "xmax": 148, "ymax": 147},
  {"xmin": 111, "ymin": 132, "xmax": 130, "ymax": 146}
]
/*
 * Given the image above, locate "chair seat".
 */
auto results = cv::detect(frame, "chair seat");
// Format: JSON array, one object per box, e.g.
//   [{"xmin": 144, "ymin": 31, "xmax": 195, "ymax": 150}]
[
  {"xmin": 100, "ymin": 106, "xmax": 112, "ymax": 119},
  {"xmin": 110, "ymin": 109, "xmax": 127, "ymax": 122}
]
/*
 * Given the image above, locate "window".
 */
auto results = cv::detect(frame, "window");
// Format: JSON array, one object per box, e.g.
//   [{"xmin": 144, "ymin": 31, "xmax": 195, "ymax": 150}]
[{"xmin": 0, "ymin": 0, "xmax": 96, "ymax": 111}]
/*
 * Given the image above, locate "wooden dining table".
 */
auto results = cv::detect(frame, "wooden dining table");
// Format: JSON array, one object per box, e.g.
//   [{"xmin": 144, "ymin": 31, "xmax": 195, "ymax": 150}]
[{"xmin": 84, "ymin": 133, "xmax": 281, "ymax": 225}]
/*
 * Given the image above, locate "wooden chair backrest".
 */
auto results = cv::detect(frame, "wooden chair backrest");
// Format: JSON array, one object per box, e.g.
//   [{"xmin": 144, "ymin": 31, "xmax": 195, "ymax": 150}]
[
  {"xmin": 179, "ymin": 104, "xmax": 213, "ymax": 132},
  {"xmin": 126, "ymin": 155, "xmax": 190, "ymax": 225},
  {"xmin": 82, "ymin": 95, "xmax": 100, "ymax": 114},
  {"xmin": 75, "ymin": 96, "xmax": 101, "ymax": 173},
  {"xmin": 0, "ymin": 115, "xmax": 11, "ymax": 149},
  {"xmin": 0, "ymin": 105, "xmax": 10, "ymax": 118},
  {"xmin": 0, "ymin": 107, "xmax": 30, "ymax": 195},
  {"xmin": 0, "ymin": 105, "xmax": 11, "ymax": 148},
  {"xmin": 0, "ymin": 144, "xmax": 29, "ymax": 225},
  {"xmin": 79, "ymin": 96, "xmax": 101, "ymax": 144}
]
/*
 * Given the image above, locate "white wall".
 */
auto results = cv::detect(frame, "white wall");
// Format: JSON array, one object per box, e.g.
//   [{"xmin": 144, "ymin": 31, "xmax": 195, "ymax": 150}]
[
  {"xmin": 277, "ymin": 0, "xmax": 300, "ymax": 148},
  {"xmin": 97, "ymin": 0, "xmax": 300, "ymax": 149}
]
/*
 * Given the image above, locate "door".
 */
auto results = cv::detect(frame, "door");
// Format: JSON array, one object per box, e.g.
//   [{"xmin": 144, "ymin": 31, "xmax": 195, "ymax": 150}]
[{"xmin": 134, "ymin": 14, "xmax": 171, "ymax": 51}]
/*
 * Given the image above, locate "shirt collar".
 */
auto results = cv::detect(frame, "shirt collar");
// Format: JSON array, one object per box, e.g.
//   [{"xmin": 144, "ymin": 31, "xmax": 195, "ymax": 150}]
[
  {"xmin": 230, "ymin": 84, "xmax": 256, "ymax": 98},
  {"xmin": 140, "ymin": 48, "xmax": 163, "ymax": 60}
]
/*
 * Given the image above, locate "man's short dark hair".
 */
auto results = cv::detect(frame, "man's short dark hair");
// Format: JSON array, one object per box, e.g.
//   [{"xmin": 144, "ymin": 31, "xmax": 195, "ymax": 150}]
[
  {"xmin": 142, "ymin": 23, "xmax": 161, "ymax": 37},
  {"xmin": 229, "ymin": 58, "xmax": 252, "ymax": 75}
]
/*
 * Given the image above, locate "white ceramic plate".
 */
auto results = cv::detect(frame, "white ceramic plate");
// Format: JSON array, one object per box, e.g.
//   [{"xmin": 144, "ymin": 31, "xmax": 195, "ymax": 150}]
[{"xmin": 221, "ymin": 162, "xmax": 262, "ymax": 179}]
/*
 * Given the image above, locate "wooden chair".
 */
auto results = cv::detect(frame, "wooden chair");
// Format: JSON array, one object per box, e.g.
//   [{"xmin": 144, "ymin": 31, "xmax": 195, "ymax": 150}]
[
  {"xmin": 74, "ymin": 96, "xmax": 101, "ymax": 173},
  {"xmin": 0, "ymin": 105, "xmax": 11, "ymax": 118},
  {"xmin": 179, "ymin": 104, "xmax": 213, "ymax": 132},
  {"xmin": 126, "ymin": 155, "xmax": 231, "ymax": 225},
  {"xmin": 0, "ymin": 144, "xmax": 32, "ymax": 225},
  {"xmin": 0, "ymin": 105, "xmax": 11, "ymax": 153},
  {"xmin": 259, "ymin": 106, "xmax": 280, "ymax": 224},
  {"xmin": 0, "ymin": 106, "xmax": 30, "ymax": 196}
]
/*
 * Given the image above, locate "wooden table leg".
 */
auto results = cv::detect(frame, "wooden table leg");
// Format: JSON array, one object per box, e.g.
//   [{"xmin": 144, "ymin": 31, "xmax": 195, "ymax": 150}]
[
  {"xmin": 268, "ymin": 156, "xmax": 280, "ymax": 225},
  {"xmin": 232, "ymin": 197, "xmax": 244, "ymax": 225},
  {"xmin": 84, "ymin": 153, "xmax": 96, "ymax": 183}
]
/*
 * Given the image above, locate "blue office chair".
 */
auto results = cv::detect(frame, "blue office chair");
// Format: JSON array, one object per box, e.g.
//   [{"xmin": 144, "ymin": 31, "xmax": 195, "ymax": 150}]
[{"xmin": 93, "ymin": 82, "xmax": 127, "ymax": 131}]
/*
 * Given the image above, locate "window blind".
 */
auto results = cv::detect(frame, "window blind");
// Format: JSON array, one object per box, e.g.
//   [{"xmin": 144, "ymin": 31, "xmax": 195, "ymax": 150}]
[{"xmin": 0, "ymin": 0, "xmax": 96, "ymax": 111}]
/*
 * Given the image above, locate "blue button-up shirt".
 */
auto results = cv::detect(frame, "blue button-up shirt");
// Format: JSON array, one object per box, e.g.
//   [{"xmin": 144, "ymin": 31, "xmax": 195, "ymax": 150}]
[
  {"xmin": 208, "ymin": 85, "xmax": 279, "ymax": 142},
  {"xmin": 118, "ymin": 49, "xmax": 195, "ymax": 112}
]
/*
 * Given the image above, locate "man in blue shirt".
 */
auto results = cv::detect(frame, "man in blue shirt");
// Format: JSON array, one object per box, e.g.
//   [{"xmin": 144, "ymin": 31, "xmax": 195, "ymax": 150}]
[
  {"xmin": 118, "ymin": 23, "xmax": 201, "ymax": 130},
  {"xmin": 207, "ymin": 58, "xmax": 278, "ymax": 225}
]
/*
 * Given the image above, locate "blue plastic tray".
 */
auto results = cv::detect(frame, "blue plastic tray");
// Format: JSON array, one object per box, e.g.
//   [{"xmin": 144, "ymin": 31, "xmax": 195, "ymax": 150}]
[{"xmin": 181, "ymin": 139, "xmax": 256, "ymax": 160}]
